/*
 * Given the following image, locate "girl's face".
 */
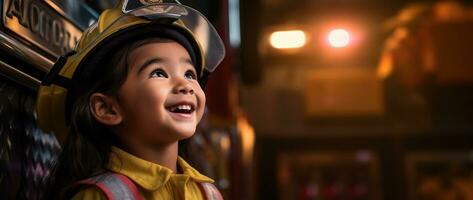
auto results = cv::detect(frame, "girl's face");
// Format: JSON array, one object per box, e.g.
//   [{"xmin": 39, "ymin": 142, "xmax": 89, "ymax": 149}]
[{"xmin": 115, "ymin": 41, "xmax": 205, "ymax": 145}]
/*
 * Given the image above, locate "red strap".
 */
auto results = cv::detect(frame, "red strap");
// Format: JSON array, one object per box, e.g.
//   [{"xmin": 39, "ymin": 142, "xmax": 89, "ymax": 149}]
[
  {"xmin": 199, "ymin": 182, "xmax": 224, "ymax": 200},
  {"xmin": 113, "ymin": 173, "xmax": 144, "ymax": 200},
  {"xmin": 78, "ymin": 178, "xmax": 115, "ymax": 198},
  {"xmin": 76, "ymin": 172, "xmax": 144, "ymax": 200}
]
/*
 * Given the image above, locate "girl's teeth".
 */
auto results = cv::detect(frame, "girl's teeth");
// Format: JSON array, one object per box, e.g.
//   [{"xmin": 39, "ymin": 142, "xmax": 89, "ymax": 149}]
[
  {"xmin": 170, "ymin": 105, "xmax": 192, "ymax": 112},
  {"xmin": 177, "ymin": 105, "xmax": 190, "ymax": 110}
]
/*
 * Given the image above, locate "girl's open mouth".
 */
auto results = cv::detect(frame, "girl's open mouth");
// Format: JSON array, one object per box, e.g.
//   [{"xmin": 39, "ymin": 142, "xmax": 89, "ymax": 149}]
[{"xmin": 166, "ymin": 103, "xmax": 195, "ymax": 114}]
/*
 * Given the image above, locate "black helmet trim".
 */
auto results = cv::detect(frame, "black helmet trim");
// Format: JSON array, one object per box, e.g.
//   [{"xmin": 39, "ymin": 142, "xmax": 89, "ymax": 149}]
[{"xmin": 41, "ymin": 51, "xmax": 77, "ymax": 88}]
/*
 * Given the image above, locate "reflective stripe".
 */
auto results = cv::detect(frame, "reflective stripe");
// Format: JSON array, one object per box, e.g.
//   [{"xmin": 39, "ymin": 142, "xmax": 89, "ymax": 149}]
[
  {"xmin": 78, "ymin": 173, "xmax": 144, "ymax": 200},
  {"xmin": 199, "ymin": 183, "xmax": 224, "ymax": 200}
]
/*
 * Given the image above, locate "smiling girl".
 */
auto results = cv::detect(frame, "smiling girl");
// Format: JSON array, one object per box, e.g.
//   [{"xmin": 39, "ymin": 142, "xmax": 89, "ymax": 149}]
[{"xmin": 36, "ymin": 0, "xmax": 225, "ymax": 199}]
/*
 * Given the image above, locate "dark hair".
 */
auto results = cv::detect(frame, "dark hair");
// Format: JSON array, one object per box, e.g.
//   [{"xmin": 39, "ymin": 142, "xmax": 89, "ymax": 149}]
[{"xmin": 44, "ymin": 38, "xmax": 198, "ymax": 199}]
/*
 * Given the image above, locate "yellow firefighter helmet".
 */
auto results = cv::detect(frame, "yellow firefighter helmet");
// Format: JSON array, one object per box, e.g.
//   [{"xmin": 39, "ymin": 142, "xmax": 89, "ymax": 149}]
[{"xmin": 36, "ymin": 0, "xmax": 225, "ymax": 144}]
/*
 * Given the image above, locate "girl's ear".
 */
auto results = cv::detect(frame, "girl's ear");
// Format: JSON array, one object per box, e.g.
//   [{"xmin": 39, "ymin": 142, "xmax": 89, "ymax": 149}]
[{"xmin": 89, "ymin": 93, "xmax": 123, "ymax": 125}]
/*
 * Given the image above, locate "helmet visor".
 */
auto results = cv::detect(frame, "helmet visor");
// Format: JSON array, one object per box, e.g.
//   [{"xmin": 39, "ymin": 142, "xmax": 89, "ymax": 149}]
[{"xmin": 122, "ymin": 2, "xmax": 225, "ymax": 72}]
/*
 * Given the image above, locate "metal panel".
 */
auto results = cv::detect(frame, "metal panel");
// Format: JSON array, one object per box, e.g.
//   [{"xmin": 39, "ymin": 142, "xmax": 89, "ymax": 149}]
[{"xmin": 2, "ymin": 0, "xmax": 87, "ymax": 58}]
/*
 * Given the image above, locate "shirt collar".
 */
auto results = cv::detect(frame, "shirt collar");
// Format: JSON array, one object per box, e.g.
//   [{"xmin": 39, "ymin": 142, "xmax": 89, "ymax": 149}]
[{"xmin": 107, "ymin": 146, "xmax": 214, "ymax": 190}]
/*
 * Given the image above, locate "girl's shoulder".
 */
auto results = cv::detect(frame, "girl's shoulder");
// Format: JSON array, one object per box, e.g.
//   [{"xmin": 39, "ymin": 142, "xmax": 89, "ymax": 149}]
[{"xmin": 70, "ymin": 171, "xmax": 224, "ymax": 200}]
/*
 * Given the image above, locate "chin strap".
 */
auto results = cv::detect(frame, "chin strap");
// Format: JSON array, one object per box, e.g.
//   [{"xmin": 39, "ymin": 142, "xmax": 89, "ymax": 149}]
[{"xmin": 41, "ymin": 51, "xmax": 76, "ymax": 88}]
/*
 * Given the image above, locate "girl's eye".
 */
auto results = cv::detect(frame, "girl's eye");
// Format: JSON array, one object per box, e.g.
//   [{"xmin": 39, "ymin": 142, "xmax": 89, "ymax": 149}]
[
  {"xmin": 150, "ymin": 68, "xmax": 168, "ymax": 78},
  {"xmin": 184, "ymin": 70, "xmax": 197, "ymax": 80}
]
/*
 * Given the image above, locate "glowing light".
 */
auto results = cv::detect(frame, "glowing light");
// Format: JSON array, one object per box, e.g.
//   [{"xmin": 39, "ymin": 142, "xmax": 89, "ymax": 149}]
[
  {"xmin": 328, "ymin": 29, "xmax": 350, "ymax": 48},
  {"xmin": 270, "ymin": 30, "xmax": 306, "ymax": 49}
]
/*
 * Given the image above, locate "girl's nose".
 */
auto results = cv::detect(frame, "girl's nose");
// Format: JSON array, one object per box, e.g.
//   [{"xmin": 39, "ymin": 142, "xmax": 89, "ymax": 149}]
[{"xmin": 172, "ymin": 80, "xmax": 194, "ymax": 95}]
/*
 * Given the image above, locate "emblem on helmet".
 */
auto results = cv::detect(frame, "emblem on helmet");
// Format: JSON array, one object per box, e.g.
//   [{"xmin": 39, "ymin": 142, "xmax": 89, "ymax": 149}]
[{"xmin": 139, "ymin": 0, "xmax": 163, "ymax": 5}]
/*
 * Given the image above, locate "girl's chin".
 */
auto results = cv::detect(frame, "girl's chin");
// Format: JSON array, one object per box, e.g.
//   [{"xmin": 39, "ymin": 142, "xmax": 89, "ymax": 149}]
[{"xmin": 173, "ymin": 128, "xmax": 196, "ymax": 140}]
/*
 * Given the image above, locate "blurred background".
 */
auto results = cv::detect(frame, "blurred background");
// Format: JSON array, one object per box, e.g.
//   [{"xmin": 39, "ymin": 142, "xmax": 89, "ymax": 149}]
[{"xmin": 1, "ymin": 0, "xmax": 473, "ymax": 199}]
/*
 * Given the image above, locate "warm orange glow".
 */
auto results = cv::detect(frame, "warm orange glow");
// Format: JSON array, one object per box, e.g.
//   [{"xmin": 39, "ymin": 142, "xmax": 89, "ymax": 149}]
[
  {"xmin": 328, "ymin": 28, "xmax": 350, "ymax": 48},
  {"xmin": 237, "ymin": 115, "xmax": 255, "ymax": 165},
  {"xmin": 270, "ymin": 30, "xmax": 306, "ymax": 49}
]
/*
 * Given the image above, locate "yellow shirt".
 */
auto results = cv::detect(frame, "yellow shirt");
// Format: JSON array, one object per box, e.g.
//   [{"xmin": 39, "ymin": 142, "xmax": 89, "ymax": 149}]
[{"xmin": 72, "ymin": 147, "xmax": 214, "ymax": 199}]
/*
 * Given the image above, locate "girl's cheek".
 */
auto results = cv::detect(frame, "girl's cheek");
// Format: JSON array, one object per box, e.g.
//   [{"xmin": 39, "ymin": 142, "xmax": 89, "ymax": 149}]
[
  {"xmin": 198, "ymin": 92, "xmax": 206, "ymax": 116},
  {"xmin": 200, "ymin": 91, "xmax": 206, "ymax": 106}
]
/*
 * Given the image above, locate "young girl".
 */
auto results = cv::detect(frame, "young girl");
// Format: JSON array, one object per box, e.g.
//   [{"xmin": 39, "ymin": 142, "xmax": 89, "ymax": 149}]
[{"xmin": 36, "ymin": 0, "xmax": 225, "ymax": 199}]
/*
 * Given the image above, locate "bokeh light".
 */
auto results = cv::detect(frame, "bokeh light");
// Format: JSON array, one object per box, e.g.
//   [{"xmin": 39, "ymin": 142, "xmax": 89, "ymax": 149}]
[
  {"xmin": 328, "ymin": 28, "xmax": 351, "ymax": 48},
  {"xmin": 270, "ymin": 30, "xmax": 307, "ymax": 49}
]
